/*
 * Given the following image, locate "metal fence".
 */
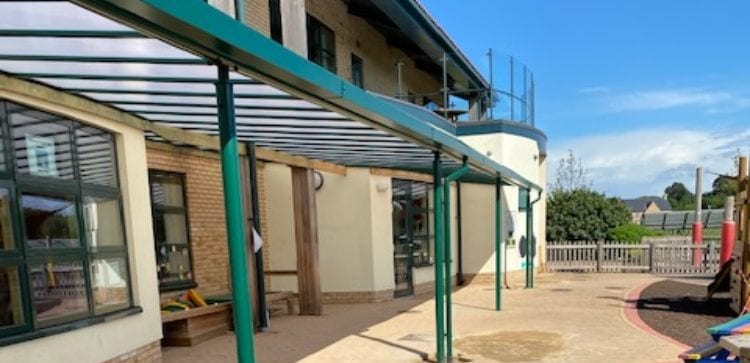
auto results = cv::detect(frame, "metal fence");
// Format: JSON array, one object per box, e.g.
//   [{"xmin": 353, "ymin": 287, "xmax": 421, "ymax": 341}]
[{"xmin": 546, "ymin": 240, "xmax": 721, "ymax": 275}]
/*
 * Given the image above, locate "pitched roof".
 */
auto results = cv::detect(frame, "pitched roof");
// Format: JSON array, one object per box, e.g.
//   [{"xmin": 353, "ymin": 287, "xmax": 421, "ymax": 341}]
[{"xmin": 622, "ymin": 197, "xmax": 672, "ymax": 213}]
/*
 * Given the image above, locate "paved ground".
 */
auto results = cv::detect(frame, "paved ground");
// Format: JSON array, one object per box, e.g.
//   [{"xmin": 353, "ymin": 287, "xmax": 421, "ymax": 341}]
[{"xmin": 163, "ymin": 273, "xmax": 685, "ymax": 362}]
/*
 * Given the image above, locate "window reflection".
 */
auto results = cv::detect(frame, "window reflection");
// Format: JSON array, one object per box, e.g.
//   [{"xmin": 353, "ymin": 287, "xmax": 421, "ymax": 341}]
[
  {"xmin": 91, "ymin": 257, "xmax": 129, "ymax": 314},
  {"xmin": 0, "ymin": 189, "xmax": 15, "ymax": 251},
  {"xmin": 29, "ymin": 260, "xmax": 88, "ymax": 325},
  {"xmin": 0, "ymin": 266, "xmax": 24, "ymax": 328},
  {"xmin": 23, "ymin": 194, "xmax": 79, "ymax": 249},
  {"xmin": 76, "ymin": 126, "xmax": 117, "ymax": 187},
  {"xmin": 83, "ymin": 196, "xmax": 124, "ymax": 248},
  {"xmin": 9, "ymin": 104, "xmax": 74, "ymax": 180}
]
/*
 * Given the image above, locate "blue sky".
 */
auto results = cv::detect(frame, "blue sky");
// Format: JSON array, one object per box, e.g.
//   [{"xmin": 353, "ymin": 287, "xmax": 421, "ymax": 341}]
[{"xmin": 421, "ymin": 0, "xmax": 750, "ymax": 198}]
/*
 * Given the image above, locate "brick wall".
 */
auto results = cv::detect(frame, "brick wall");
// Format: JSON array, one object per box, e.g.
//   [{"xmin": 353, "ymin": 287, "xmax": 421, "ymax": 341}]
[
  {"xmin": 147, "ymin": 144, "xmax": 231, "ymax": 299},
  {"xmin": 244, "ymin": 0, "xmax": 270, "ymax": 36},
  {"xmin": 305, "ymin": 0, "xmax": 443, "ymax": 102},
  {"xmin": 101, "ymin": 341, "xmax": 161, "ymax": 363}
]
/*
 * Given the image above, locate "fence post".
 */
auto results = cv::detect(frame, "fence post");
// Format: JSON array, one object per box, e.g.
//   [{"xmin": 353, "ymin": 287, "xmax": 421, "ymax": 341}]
[
  {"xmin": 596, "ymin": 241, "xmax": 603, "ymax": 272},
  {"xmin": 649, "ymin": 242, "xmax": 656, "ymax": 273}
]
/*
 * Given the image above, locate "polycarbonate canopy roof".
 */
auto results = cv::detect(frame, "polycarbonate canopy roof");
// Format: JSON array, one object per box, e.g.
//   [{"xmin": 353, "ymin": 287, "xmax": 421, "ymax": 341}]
[{"xmin": 0, "ymin": 1, "xmax": 541, "ymax": 189}]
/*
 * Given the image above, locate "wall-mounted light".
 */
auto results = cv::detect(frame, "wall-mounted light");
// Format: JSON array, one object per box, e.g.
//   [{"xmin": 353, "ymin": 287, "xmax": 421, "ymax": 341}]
[
  {"xmin": 314, "ymin": 171, "xmax": 324, "ymax": 190},
  {"xmin": 376, "ymin": 181, "xmax": 390, "ymax": 193}
]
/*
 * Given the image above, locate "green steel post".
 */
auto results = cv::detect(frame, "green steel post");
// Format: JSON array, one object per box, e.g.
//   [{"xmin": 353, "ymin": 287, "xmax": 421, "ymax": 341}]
[
  {"xmin": 234, "ymin": 0, "xmax": 245, "ymax": 23},
  {"xmin": 432, "ymin": 151, "xmax": 445, "ymax": 363},
  {"xmin": 247, "ymin": 142, "xmax": 269, "ymax": 329},
  {"xmin": 216, "ymin": 64, "xmax": 255, "ymax": 363},
  {"xmin": 525, "ymin": 188, "xmax": 533, "ymax": 288},
  {"xmin": 528, "ymin": 190, "xmax": 541, "ymax": 288},
  {"xmin": 442, "ymin": 163, "xmax": 470, "ymax": 359},
  {"xmin": 495, "ymin": 178, "xmax": 502, "ymax": 311}
]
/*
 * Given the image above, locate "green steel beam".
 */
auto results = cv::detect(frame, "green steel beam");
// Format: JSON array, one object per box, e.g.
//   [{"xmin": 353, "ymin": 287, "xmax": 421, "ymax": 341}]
[
  {"xmin": 495, "ymin": 178, "xmax": 502, "ymax": 311},
  {"xmin": 526, "ymin": 190, "xmax": 542, "ymax": 289},
  {"xmin": 70, "ymin": 0, "xmax": 542, "ymax": 191},
  {"xmin": 0, "ymin": 29, "xmax": 145, "ymax": 38},
  {"xmin": 247, "ymin": 142, "xmax": 268, "ymax": 330},
  {"xmin": 525, "ymin": 188, "xmax": 535, "ymax": 289},
  {"xmin": 432, "ymin": 151, "xmax": 446, "ymax": 363},
  {"xmin": 215, "ymin": 64, "xmax": 255, "ymax": 363},
  {"xmin": 0, "ymin": 54, "xmax": 209, "ymax": 64},
  {"xmin": 442, "ymin": 161, "xmax": 470, "ymax": 359},
  {"xmin": 15, "ymin": 72, "xmax": 259, "ymax": 84}
]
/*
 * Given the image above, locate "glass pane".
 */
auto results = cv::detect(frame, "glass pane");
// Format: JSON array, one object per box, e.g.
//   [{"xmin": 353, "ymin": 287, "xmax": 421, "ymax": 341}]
[
  {"xmin": 153, "ymin": 213, "xmax": 188, "ymax": 245},
  {"xmin": 83, "ymin": 195, "xmax": 124, "ymax": 248},
  {"xmin": 29, "ymin": 260, "xmax": 88, "ymax": 324},
  {"xmin": 23, "ymin": 194, "xmax": 80, "ymax": 249},
  {"xmin": 91, "ymin": 257, "xmax": 129, "ymax": 313},
  {"xmin": 156, "ymin": 244, "xmax": 193, "ymax": 286},
  {"xmin": 149, "ymin": 172, "xmax": 185, "ymax": 208},
  {"xmin": 0, "ymin": 265, "xmax": 25, "ymax": 329},
  {"xmin": 9, "ymin": 103, "xmax": 74, "ymax": 180},
  {"xmin": 0, "ymin": 111, "xmax": 6, "ymax": 173},
  {"xmin": 76, "ymin": 126, "xmax": 117, "ymax": 187},
  {"xmin": 0, "ymin": 188, "xmax": 15, "ymax": 251}
]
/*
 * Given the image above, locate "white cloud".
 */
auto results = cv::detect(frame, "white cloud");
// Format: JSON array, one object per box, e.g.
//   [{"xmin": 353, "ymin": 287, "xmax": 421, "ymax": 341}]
[
  {"xmin": 605, "ymin": 89, "xmax": 733, "ymax": 112},
  {"xmin": 549, "ymin": 127, "xmax": 750, "ymax": 198},
  {"xmin": 577, "ymin": 86, "xmax": 610, "ymax": 95}
]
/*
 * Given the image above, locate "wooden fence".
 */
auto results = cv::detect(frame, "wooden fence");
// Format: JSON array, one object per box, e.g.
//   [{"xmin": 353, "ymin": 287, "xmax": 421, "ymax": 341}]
[{"xmin": 546, "ymin": 240, "xmax": 721, "ymax": 275}]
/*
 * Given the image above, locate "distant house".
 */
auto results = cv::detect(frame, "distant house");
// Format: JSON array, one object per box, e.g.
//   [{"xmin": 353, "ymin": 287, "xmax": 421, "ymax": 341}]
[{"xmin": 622, "ymin": 197, "xmax": 673, "ymax": 222}]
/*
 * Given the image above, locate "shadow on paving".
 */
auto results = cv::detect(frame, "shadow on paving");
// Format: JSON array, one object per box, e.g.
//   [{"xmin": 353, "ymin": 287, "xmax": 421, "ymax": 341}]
[{"xmin": 634, "ymin": 279, "xmax": 735, "ymax": 347}]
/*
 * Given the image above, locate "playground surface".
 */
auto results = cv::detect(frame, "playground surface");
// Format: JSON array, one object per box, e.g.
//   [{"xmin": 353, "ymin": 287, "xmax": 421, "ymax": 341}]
[
  {"xmin": 163, "ymin": 273, "xmax": 686, "ymax": 363},
  {"xmin": 637, "ymin": 278, "xmax": 734, "ymax": 347}
]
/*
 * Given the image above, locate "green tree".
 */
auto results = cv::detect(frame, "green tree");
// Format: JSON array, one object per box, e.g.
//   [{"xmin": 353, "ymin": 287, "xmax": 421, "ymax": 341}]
[
  {"xmin": 704, "ymin": 176, "xmax": 737, "ymax": 209},
  {"xmin": 546, "ymin": 189, "xmax": 632, "ymax": 241},
  {"xmin": 665, "ymin": 182, "xmax": 694, "ymax": 210}
]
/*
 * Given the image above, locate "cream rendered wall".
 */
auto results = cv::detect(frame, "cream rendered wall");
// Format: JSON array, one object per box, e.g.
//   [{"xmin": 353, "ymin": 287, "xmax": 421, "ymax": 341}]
[
  {"xmin": 460, "ymin": 133, "xmax": 546, "ymax": 274},
  {"xmin": 0, "ymin": 89, "xmax": 161, "ymax": 362},
  {"xmin": 317, "ymin": 168, "xmax": 379, "ymax": 293},
  {"xmin": 369, "ymin": 173, "xmax": 395, "ymax": 292},
  {"xmin": 263, "ymin": 163, "xmax": 298, "ymax": 292},
  {"xmin": 263, "ymin": 166, "xmax": 397, "ymax": 294}
]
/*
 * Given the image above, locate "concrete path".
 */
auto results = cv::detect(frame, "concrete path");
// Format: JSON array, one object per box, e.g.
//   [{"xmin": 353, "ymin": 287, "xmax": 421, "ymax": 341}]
[{"xmin": 162, "ymin": 273, "xmax": 685, "ymax": 362}]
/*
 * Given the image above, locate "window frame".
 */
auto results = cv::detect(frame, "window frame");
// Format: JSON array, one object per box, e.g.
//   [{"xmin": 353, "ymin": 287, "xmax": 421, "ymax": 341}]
[
  {"xmin": 0, "ymin": 98, "xmax": 135, "ymax": 342},
  {"xmin": 392, "ymin": 179, "xmax": 433, "ymax": 268},
  {"xmin": 148, "ymin": 169, "xmax": 197, "ymax": 292},
  {"xmin": 519, "ymin": 187, "xmax": 529, "ymax": 212},
  {"xmin": 351, "ymin": 53, "xmax": 364, "ymax": 88},
  {"xmin": 269, "ymin": 0, "xmax": 283, "ymax": 44},
  {"xmin": 307, "ymin": 14, "xmax": 337, "ymax": 73}
]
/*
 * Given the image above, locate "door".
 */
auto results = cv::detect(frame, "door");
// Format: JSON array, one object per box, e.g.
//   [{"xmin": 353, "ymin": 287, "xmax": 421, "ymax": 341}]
[{"xmin": 393, "ymin": 180, "xmax": 414, "ymax": 297}]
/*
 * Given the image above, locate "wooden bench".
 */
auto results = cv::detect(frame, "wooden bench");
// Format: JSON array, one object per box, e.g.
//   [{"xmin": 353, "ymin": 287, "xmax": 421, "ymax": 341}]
[
  {"xmin": 266, "ymin": 291, "xmax": 294, "ymax": 316},
  {"xmin": 161, "ymin": 302, "xmax": 232, "ymax": 347}
]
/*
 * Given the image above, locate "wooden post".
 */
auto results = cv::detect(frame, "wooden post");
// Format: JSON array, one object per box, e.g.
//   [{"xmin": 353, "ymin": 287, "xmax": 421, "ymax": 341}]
[
  {"xmin": 596, "ymin": 241, "xmax": 603, "ymax": 272},
  {"xmin": 291, "ymin": 167, "xmax": 322, "ymax": 315},
  {"xmin": 649, "ymin": 242, "xmax": 656, "ymax": 273}
]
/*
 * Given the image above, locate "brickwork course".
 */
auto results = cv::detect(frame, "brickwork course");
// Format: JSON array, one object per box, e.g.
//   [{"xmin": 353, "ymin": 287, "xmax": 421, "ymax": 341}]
[{"xmin": 102, "ymin": 341, "xmax": 161, "ymax": 363}]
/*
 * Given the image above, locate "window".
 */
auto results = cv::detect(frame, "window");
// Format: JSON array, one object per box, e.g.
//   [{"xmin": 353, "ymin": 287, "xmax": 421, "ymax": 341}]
[
  {"xmin": 392, "ymin": 180, "xmax": 433, "ymax": 267},
  {"xmin": 269, "ymin": 0, "xmax": 283, "ymax": 43},
  {"xmin": 307, "ymin": 15, "xmax": 336, "ymax": 73},
  {"xmin": 351, "ymin": 54, "xmax": 364, "ymax": 88},
  {"xmin": 519, "ymin": 187, "xmax": 529, "ymax": 211},
  {"xmin": 0, "ymin": 99, "xmax": 132, "ymax": 340},
  {"xmin": 148, "ymin": 170, "xmax": 195, "ymax": 291}
]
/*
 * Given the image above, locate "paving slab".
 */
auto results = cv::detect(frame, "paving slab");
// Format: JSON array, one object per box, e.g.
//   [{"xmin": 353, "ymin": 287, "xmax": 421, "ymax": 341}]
[{"xmin": 162, "ymin": 273, "xmax": 685, "ymax": 363}]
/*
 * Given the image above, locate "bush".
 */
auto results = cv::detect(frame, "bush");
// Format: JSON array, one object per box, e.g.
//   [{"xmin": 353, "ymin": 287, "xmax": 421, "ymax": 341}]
[
  {"xmin": 610, "ymin": 223, "xmax": 664, "ymax": 243},
  {"xmin": 546, "ymin": 189, "xmax": 631, "ymax": 241}
]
